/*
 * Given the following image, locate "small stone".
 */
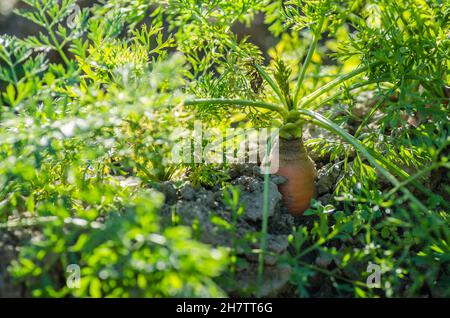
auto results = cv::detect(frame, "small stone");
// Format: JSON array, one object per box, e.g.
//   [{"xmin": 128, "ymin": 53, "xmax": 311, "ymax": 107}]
[
  {"xmin": 316, "ymin": 163, "xmax": 343, "ymax": 195},
  {"xmin": 235, "ymin": 175, "xmax": 259, "ymax": 192},
  {"xmin": 267, "ymin": 235, "xmax": 289, "ymax": 254},
  {"xmin": 179, "ymin": 184, "xmax": 196, "ymax": 201},
  {"xmin": 196, "ymin": 193, "xmax": 216, "ymax": 208},
  {"xmin": 271, "ymin": 175, "xmax": 287, "ymax": 185},
  {"xmin": 157, "ymin": 181, "xmax": 177, "ymax": 204},
  {"xmin": 318, "ymin": 194, "xmax": 332, "ymax": 205},
  {"xmin": 240, "ymin": 179, "xmax": 281, "ymax": 222},
  {"xmin": 233, "ymin": 262, "xmax": 292, "ymax": 297}
]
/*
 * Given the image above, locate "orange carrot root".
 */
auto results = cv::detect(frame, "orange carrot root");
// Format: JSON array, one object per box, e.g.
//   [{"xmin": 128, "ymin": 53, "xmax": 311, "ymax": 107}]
[{"xmin": 271, "ymin": 138, "xmax": 317, "ymax": 216}]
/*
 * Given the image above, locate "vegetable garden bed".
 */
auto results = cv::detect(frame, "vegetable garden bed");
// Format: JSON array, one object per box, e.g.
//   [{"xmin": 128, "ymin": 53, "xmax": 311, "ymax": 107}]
[{"xmin": 0, "ymin": 0, "xmax": 448, "ymax": 298}]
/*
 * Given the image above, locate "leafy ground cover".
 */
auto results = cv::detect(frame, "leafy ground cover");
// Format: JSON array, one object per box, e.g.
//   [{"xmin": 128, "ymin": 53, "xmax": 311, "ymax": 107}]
[{"xmin": 0, "ymin": 0, "xmax": 449, "ymax": 298}]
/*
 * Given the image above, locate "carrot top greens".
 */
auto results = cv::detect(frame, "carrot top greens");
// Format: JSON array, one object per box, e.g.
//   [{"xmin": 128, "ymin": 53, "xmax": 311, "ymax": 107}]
[{"xmin": 0, "ymin": 0, "xmax": 448, "ymax": 298}]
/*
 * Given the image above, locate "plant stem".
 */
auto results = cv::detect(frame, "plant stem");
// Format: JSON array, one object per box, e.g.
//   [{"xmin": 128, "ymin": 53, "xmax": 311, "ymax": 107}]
[
  {"xmin": 184, "ymin": 98, "xmax": 289, "ymax": 118},
  {"xmin": 298, "ymin": 63, "xmax": 379, "ymax": 109},
  {"xmin": 39, "ymin": 7, "xmax": 70, "ymax": 65},
  {"xmin": 297, "ymin": 260, "xmax": 369, "ymax": 288},
  {"xmin": 384, "ymin": 163, "xmax": 447, "ymax": 199},
  {"xmin": 365, "ymin": 147, "xmax": 450, "ymax": 210},
  {"xmin": 9, "ymin": 62, "xmax": 18, "ymax": 84},
  {"xmin": 47, "ymin": 27, "xmax": 71, "ymax": 65},
  {"xmin": 293, "ymin": 17, "xmax": 325, "ymax": 105},
  {"xmin": 253, "ymin": 63, "xmax": 288, "ymax": 108},
  {"xmin": 298, "ymin": 108, "xmax": 429, "ymax": 213},
  {"xmin": 296, "ymin": 229, "xmax": 339, "ymax": 259},
  {"xmin": 257, "ymin": 131, "xmax": 272, "ymax": 296},
  {"xmin": 354, "ymin": 85, "xmax": 399, "ymax": 138},
  {"xmin": 308, "ymin": 78, "xmax": 391, "ymax": 111}
]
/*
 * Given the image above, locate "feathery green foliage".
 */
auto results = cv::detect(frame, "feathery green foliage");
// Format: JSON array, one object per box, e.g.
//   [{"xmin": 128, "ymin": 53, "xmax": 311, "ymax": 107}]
[{"xmin": 0, "ymin": 0, "xmax": 448, "ymax": 298}]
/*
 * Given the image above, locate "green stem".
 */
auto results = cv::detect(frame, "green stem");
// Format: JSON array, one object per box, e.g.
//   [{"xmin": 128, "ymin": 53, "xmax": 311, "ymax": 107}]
[
  {"xmin": 39, "ymin": 7, "xmax": 70, "ymax": 65},
  {"xmin": 294, "ymin": 17, "xmax": 325, "ymax": 105},
  {"xmin": 298, "ymin": 63, "xmax": 378, "ymax": 109},
  {"xmin": 184, "ymin": 98, "xmax": 289, "ymax": 118},
  {"xmin": 47, "ymin": 27, "xmax": 71, "ymax": 65},
  {"xmin": 384, "ymin": 163, "xmax": 447, "ymax": 199},
  {"xmin": 1, "ymin": 49, "xmax": 19, "ymax": 83},
  {"xmin": 309, "ymin": 78, "xmax": 391, "ymax": 111},
  {"xmin": 257, "ymin": 131, "xmax": 272, "ymax": 296},
  {"xmin": 297, "ymin": 260, "xmax": 369, "ymax": 288},
  {"xmin": 372, "ymin": 151, "xmax": 450, "ymax": 210},
  {"xmin": 296, "ymin": 230, "xmax": 339, "ymax": 259},
  {"xmin": 134, "ymin": 161, "xmax": 158, "ymax": 180},
  {"xmin": 225, "ymin": 36, "xmax": 287, "ymax": 108},
  {"xmin": 9, "ymin": 63, "xmax": 18, "ymax": 84},
  {"xmin": 254, "ymin": 63, "xmax": 288, "ymax": 108},
  {"xmin": 298, "ymin": 108, "xmax": 429, "ymax": 213},
  {"xmin": 354, "ymin": 85, "xmax": 399, "ymax": 138}
]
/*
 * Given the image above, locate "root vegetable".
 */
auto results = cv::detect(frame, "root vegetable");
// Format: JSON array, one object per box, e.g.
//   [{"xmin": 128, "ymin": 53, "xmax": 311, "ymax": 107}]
[{"xmin": 269, "ymin": 138, "xmax": 317, "ymax": 216}]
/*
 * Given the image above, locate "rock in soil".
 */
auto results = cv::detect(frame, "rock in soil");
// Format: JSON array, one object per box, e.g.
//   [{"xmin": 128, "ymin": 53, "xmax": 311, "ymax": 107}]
[
  {"xmin": 232, "ymin": 262, "xmax": 292, "ymax": 297},
  {"xmin": 316, "ymin": 162, "xmax": 344, "ymax": 195},
  {"xmin": 0, "ymin": 158, "xmax": 344, "ymax": 297},
  {"xmin": 159, "ymin": 164, "xmax": 296, "ymax": 296},
  {"xmin": 233, "ymin": 175, "xmax": 282, "ymax": 222}
]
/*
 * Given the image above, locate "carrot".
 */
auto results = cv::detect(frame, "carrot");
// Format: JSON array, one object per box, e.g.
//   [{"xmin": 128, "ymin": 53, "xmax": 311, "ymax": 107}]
[{"xmin": 270, "ymin": 137, "xmax": 316, "ymax": 216}]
